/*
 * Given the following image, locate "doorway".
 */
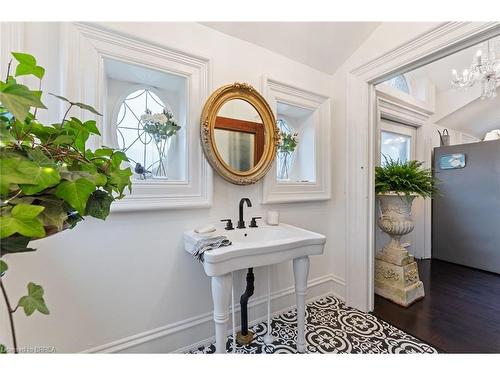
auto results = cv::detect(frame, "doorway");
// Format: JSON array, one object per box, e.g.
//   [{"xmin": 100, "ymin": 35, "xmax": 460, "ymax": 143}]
[
  {"xmin": 371, "ymin": 32, "xmax": 500, "ymax": 353},
  {"xmin": 344, "ymin": 22, "xmax": 500, "ymax": 313}
]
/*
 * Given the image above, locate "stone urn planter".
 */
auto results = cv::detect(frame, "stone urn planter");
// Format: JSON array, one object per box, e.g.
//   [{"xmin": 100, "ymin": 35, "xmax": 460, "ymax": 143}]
[{"xmin": 375, "ymin": 193, "xmax": 424, "ymax": 307}]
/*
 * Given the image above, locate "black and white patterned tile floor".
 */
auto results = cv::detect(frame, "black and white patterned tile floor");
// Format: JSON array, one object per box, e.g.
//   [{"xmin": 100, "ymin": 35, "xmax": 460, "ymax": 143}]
[{"xmin": 187, "ymin": 295, "xmax": 437, "ymax": 354}]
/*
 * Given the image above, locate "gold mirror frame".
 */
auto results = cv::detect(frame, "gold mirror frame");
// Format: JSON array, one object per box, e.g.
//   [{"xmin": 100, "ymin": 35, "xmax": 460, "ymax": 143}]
[{"xmin": 200, "ymin": 82, "xmax": 278, "ymax": 185}]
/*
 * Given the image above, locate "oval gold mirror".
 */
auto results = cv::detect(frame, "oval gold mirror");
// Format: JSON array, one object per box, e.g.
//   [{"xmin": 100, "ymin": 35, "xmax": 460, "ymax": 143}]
[{"xmin": 201, "ymin": 83, "xmax": 278, "ymax": 185}]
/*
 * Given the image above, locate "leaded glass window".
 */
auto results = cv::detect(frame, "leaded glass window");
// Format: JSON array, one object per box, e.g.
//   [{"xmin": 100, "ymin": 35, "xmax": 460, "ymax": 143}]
[
  {"xmin": 385, "ymin": 75, "xmax": 410, "ymax": 94},
  {"xmin": 116, "ymin": 89, "xmax": 180, "ymax": 180}
]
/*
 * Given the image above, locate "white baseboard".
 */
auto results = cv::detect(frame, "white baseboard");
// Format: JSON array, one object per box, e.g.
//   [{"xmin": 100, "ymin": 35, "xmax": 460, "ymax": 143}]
[{"xmin": 83, "ymin": 273, "xmax": 345, "ymax": 353}]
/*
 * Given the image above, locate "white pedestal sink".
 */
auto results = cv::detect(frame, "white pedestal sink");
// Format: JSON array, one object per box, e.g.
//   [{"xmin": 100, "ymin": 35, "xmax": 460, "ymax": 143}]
[{"xmin": 184, "ymin": 223, "xmax": 326, "ymax": 353}]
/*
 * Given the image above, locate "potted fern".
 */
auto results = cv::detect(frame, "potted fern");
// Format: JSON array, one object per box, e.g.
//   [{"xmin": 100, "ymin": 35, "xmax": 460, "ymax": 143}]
[
  {"xmin": 375, "ymin": 158, "xmax": 435, "ymax": 240},
  {"xmin": 0, "ymin": 52, "xmax": 132, "ymax": 353},
  {"xmin": 374, "ymin": 158, "xmax": 436, "ymax": 306}
]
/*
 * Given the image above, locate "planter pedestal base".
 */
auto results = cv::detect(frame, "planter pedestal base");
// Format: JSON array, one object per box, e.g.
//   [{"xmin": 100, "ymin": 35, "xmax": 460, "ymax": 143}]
[{"xmin": 375, "ymin": 251, "xmax": 424, "ymax": 307}]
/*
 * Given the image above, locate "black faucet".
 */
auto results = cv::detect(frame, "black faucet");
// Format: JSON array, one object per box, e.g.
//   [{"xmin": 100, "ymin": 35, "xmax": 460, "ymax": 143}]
[{"xmin": 237, "ymin": 198, "xmax": 252, "ymax": 229}]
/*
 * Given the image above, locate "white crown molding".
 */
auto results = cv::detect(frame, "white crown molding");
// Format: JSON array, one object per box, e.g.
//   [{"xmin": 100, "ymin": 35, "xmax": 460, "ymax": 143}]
[
  {"xmin": 262, "ymin": 77, "xmax": 332, "ymax": 204},
  {"xmin": 345, "ymin": 22, "xmax": 500, "ymax": 313},
  {"xmin": 353, "ymin": 22, "xmax": 500, "ymax": 83},
  {"xmin": 60, "ymin": 23, "xmax": 213, "ymax": 211},
  {"xmin": 82, "ymin": 273, "xmax": 345, "ymax": 353},
  {"xmin": 377, "ymin": 89, "xmax": 433, "ymax": 128}
]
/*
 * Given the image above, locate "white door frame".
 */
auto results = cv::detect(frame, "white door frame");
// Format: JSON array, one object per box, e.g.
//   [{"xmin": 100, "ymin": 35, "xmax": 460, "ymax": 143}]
[
  {"xmin": 345, "ymin": 22, "xmax": 500, "ymax": 312},
  {"xmin": 376, "ymin": 91, "xmax": 433, "ymax": 260}
]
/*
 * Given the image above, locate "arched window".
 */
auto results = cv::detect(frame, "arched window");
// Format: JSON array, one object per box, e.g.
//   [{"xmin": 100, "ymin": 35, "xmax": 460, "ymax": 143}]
[
  {"xmin": 115, "ymin": 88, "xmax": 180, "ymax": 180},
  {"xmin": 385, "ymin": 75, "xmax": 410, "ymax": 94}
]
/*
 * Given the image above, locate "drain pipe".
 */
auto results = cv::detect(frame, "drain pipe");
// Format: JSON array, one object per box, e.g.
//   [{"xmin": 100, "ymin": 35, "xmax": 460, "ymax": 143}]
[{"xmin": 236, "ymin": 268, "xmax": 255, "ymax": 345}]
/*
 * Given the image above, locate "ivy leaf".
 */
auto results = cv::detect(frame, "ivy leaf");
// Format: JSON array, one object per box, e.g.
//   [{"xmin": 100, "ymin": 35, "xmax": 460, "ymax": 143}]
[
  {"xmin": 26, "ymin": 148, "xmax": 55, "ymax": 167},
  {"xmin": 94, "ymin": 148, "xmax": 113, "ymax": 158},
  {"xmin": 0, "ymin": 235, "xmax": 35, "ymax": 255},
  {"xmin": 15, "ymin": 64, "xmax": 46, "ymax": 80},
  {"xmin": 49, "ymin": 93, "xmax": 102, "ymax": 116},
  {"xmin": 0, "ymin": 120, "xmax": 16, "ymax": 145},
  {"xmin": 29, "ymin": 122, "xmax": 58, "ymax": 142},
  {"xmin": 111, "ymin": 151, "xmax": 129, "ymax": 167},
  {"xmin": 74, "ymin": 102, "xmax": 102, "ymax": 116},
  {"xmin": 52, "ymin": 134, "xmax": 75, "ymax": 145},
  {"xmin": 107, "ymin": 167, "xmax": 132, "ymax": 197},
  {"xmin": 0, "ymin": 158, "xmax": 28, "ymax": 195},
  {"xmin": 0, "ymin": 204, "xmax": 45, "ymax": 239},
  {"xmin": 11, "ymin": 53, "xmax": 46, "ymax": 79},
  {"xmin": 0, "ymin": 260, "xmax": 7, "ymax": 275},
  {"xmin": 39, "ymin": 200, "xmax": 68, "ymax": 231},
  {"xmin": 55, "ymin": 178, "xmax": 96, "ymax": 215},
  {"xmin": 60, "ymin": 168, "xmax": 106, "ymax": 187},
  {"xmin": 18, "ymin": 282, "xmax": 50, "ymax": 316},
  {"xmin": 64, "ymin": 117, "xmax": 90, "ymax": 152},
  {"xmin": 0, "ymin": 82, "xmax": 46, "ymax": 121},
  {"xmin": 11, "ymin": 52, "xmax": 36, "ymax": 66},
  {"xmin": 1, "ymin": 154, "xmax": 60, "ymax": 196},
  {"xmin": 18, "ymin": 162, "xmax": 61, "ymax": 195},
  {"xmin": 85, "ymin": 190, "xmax": 114, "ymax": 220},
  {"xmin": 79, "ymin": 163, "xmax": 107, "ymax": 186},
  {"xmin": 83, "ymin": 120, "xmax": 100, "ymax": 135}
]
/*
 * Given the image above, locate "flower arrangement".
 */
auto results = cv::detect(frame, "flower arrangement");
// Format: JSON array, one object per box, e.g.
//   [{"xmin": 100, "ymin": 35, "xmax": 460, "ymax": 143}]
[
  {"xmin": 141, "ymin": 108, "xmax": 180, "ymax": 143},
  {"xmin": 0, "ymin": 52, "xmax": 132, "ymax": 353},
  {"xmin": 277, "ymin": 128, "xmax": 298, "ymax": 180},
  {"xmin": 138, "ymin": 107, "xmax": 180, "ymax": 179},
  {"xmin": 278, "ymin": 130, "xmax": 299, "ymax": 154}
]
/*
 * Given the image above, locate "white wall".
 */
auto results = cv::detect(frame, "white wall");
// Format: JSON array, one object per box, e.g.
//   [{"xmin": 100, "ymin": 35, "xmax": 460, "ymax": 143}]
[{"xmin": 0, "ymin": 22, "xmax": 342, "ymax": 353}]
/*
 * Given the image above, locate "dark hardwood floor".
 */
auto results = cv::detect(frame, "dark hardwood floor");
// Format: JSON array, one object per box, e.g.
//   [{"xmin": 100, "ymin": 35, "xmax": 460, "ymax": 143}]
[{"xmin": 372, "ymin": 259, "xmax": 500, "ymax": 353}]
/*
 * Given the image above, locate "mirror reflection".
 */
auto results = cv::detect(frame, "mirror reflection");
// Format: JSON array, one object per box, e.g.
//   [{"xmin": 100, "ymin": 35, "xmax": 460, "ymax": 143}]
[{"xmin": 213, "ymin": 99, "xmax": 264, "ymax": 172}]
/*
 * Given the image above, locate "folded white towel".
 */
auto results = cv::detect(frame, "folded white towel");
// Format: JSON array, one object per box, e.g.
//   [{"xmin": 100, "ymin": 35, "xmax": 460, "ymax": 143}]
[{"xmin": 191, "ymin": 236, "xmax": 232, "ymax": 262}]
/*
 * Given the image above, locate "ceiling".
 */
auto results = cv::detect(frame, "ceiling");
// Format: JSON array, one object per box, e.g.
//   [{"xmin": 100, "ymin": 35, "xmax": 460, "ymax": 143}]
[
  {"xmin": 436, "ymin": 94, "xmax": 500, "ymax": 138},
  {"xmin": 410, "ymin": 36, "xmax": 500, "ymax": 137},
  {"xmin": 200, "ymin": 22, "xmax": 380, "ymax": 75}
]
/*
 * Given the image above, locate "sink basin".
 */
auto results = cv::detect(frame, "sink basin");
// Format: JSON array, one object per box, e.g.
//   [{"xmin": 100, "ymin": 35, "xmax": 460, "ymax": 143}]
[{"xmin": 184, "ymin": 223, "xmax": 326, "ymax": 276}]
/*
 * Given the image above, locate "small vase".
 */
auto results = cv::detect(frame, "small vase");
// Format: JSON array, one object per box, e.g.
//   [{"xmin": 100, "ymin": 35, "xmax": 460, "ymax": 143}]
[
  {"xmin": 278, "ymin": 152, "xmax": 291, "ymax": 180},
  {"xmin": 152, "ymin": 138, "xmax": 171, "ymax": 179}
]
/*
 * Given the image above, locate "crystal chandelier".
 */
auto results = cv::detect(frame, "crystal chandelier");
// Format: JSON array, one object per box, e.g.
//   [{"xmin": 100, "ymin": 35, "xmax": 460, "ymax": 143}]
[{"xmin": 451, "ymin": 37, "xmax": 500, "ymax": 99}]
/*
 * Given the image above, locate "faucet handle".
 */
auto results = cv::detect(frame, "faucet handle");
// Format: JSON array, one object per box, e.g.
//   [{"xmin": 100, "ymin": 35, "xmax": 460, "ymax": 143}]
[
  {"xmin": 220, "ymin": 219, "xmax": 234, "ymax": 230},
  {"xmin": 249, "ymin": 216, "xmax": 262, "ymax": 228}
]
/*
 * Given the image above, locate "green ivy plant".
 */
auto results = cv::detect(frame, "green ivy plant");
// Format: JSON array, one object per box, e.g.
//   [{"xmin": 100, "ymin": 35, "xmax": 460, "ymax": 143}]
[
  {"xmin": 0, "ymin": 52, "xmax": 133, "ymax": 353},
  {"xmin": 375, "ymin": 157, "xmax": 436, "ymax": 198}
]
